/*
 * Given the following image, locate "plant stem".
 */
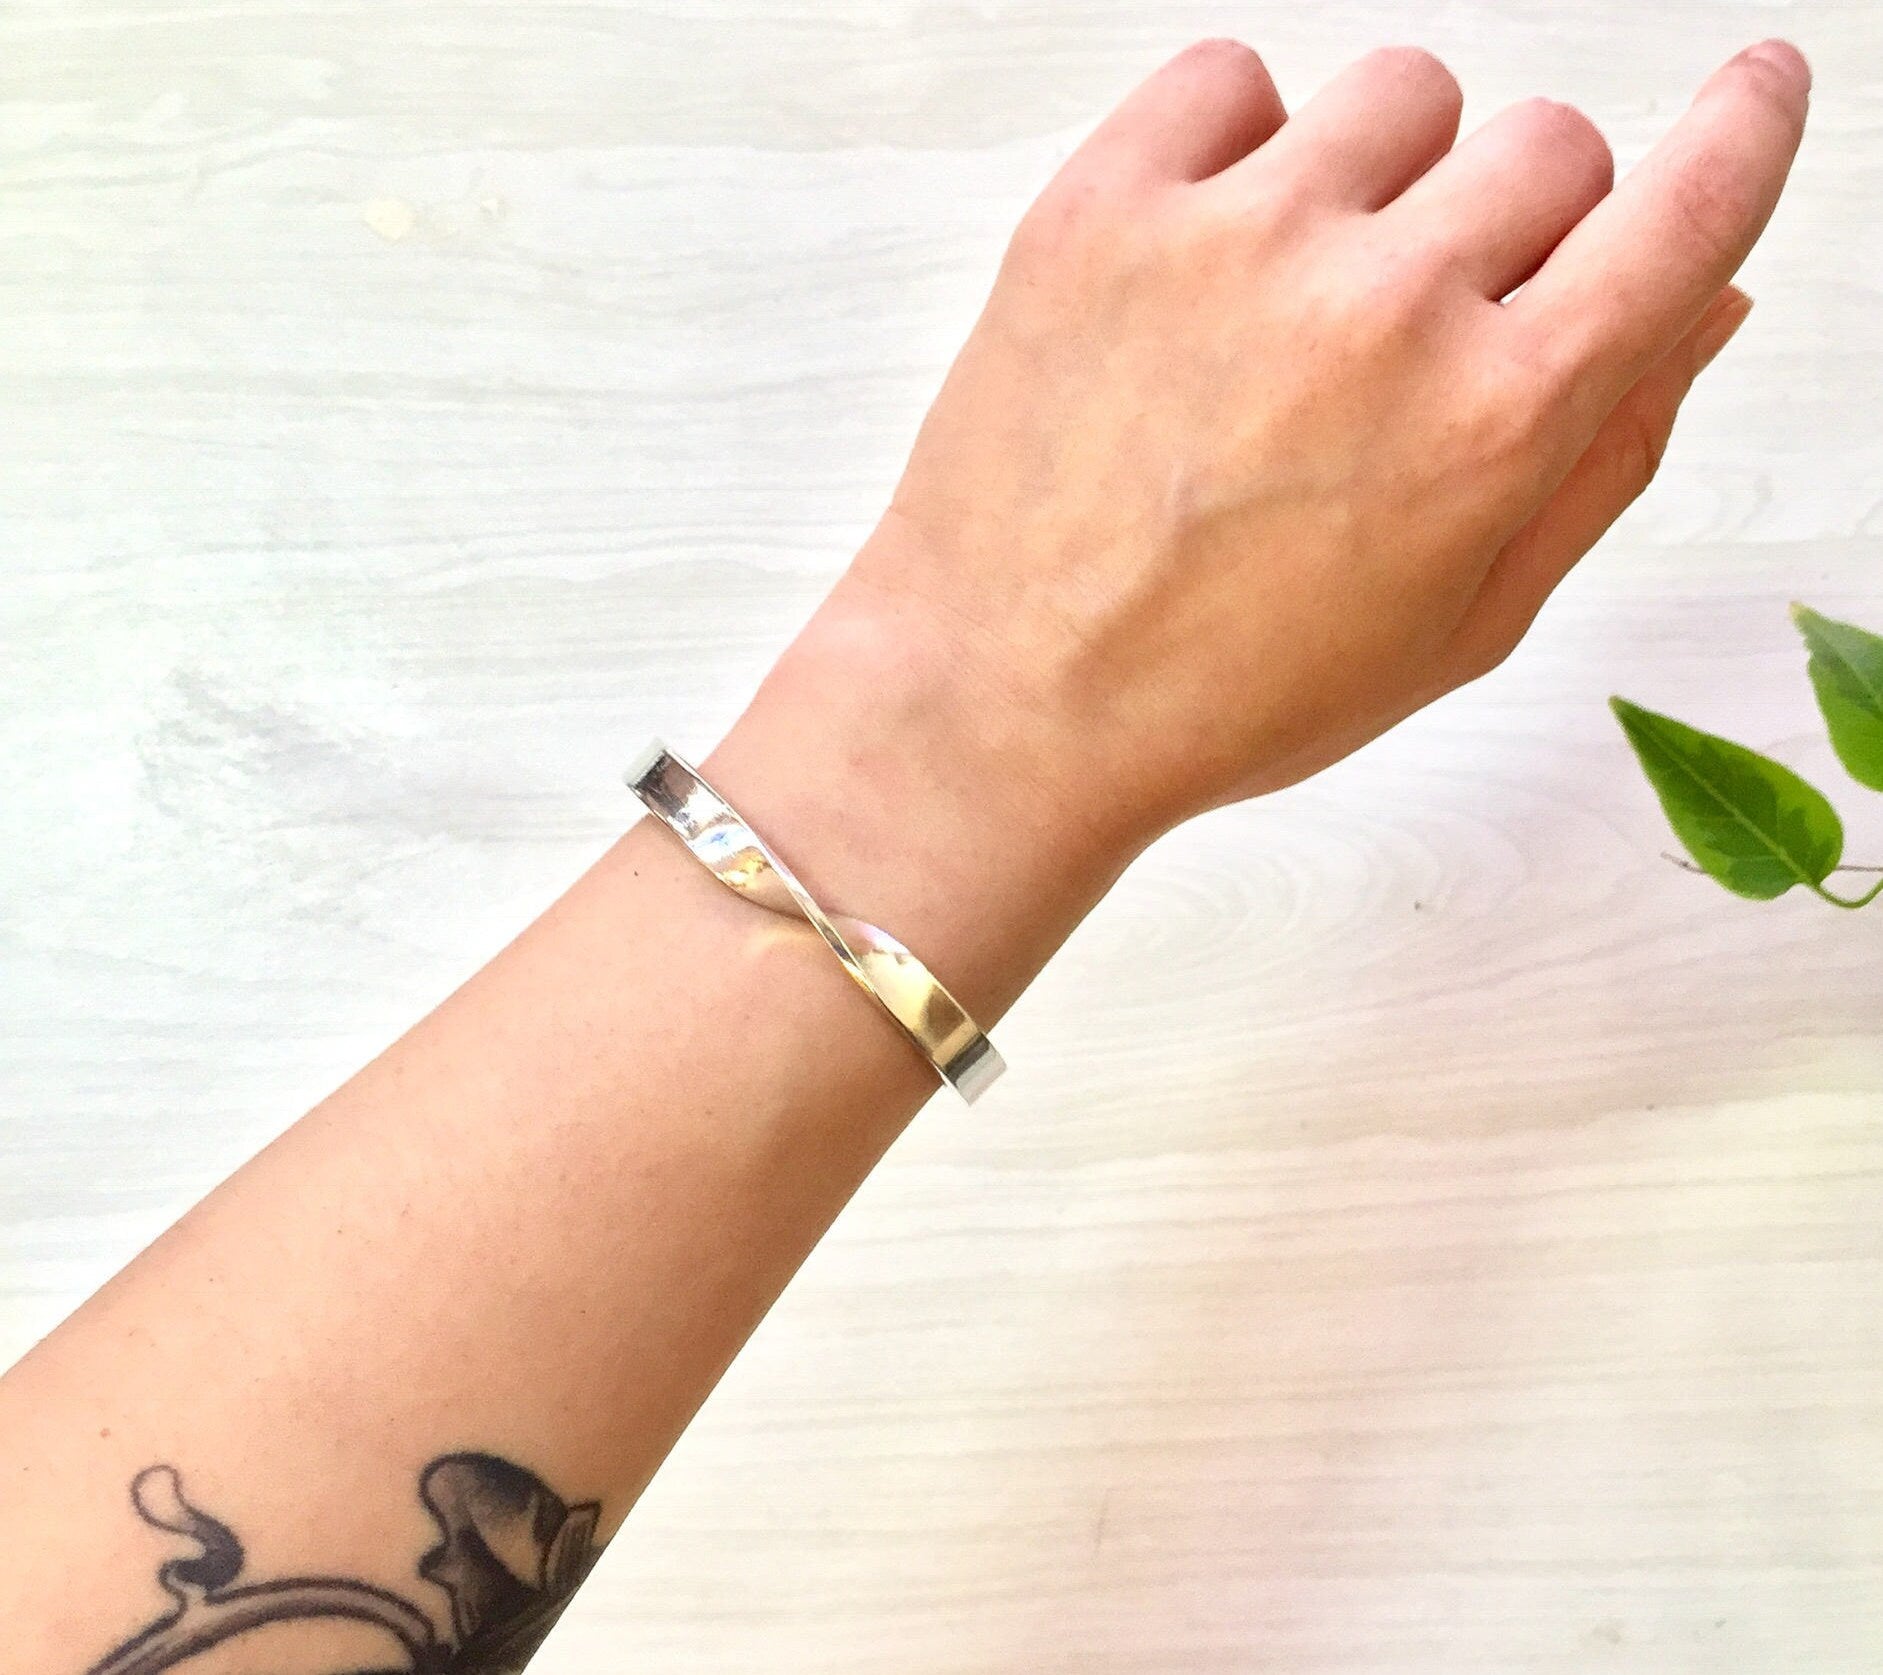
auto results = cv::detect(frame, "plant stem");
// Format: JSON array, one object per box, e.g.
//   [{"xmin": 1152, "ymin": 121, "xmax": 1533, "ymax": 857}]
[
  {"xmin": 86, "ymin": 1579, "xmax": 438, "ymax": 1675},
  {"xmin": 1812, "ymin": 876, "xmax": 1883, "ymax": 910},
  {"xmin": 1661, "ymin": 852, "xmax": 1883, "ymax": 903}
]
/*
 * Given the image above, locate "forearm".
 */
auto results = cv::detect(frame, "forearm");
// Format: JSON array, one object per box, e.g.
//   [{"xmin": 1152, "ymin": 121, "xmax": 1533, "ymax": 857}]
[
  {"xmin": 0, "ymin": 562, "xmax": 1124, "ymax": 1673},
  {"xmin": 3, "ymin": 30, "xmax": 1806, "ymax": 1672}
]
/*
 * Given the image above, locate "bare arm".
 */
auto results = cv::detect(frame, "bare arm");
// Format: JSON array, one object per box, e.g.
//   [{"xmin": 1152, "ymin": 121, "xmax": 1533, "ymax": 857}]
[{"xmin": 0, "ymin": 37, "xmax": 1808, "ymax": 1674}]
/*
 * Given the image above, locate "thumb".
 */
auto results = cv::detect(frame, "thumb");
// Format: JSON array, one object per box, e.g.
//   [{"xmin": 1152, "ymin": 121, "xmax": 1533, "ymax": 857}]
[{"xmin": 1447, "ymin": 283, "xmax": 1753, "ymax": 677}]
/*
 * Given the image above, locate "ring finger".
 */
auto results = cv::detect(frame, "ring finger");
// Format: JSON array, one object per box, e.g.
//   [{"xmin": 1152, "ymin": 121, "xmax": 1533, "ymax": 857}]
[{"xmin": 1385, "ymin": 97, "xmax": 1615, "ymax": 298}]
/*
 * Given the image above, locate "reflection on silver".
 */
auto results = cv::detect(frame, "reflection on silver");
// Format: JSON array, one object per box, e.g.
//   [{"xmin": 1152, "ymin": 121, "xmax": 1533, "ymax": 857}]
[{"xmin": 625, "ymin": 740, "xmax": 1004, "ymax": 1105}]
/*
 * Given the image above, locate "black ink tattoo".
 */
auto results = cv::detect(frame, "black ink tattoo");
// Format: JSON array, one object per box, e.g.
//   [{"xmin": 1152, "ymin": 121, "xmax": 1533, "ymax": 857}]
[{"xmin": 84, "ymin": 1453, "xmax": 603, "ymax": 1675}]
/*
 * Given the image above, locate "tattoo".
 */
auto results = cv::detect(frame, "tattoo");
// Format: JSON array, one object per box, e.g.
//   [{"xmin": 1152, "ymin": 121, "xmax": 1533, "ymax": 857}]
[{"xmin": 83, "ymin": 1453, "xmax": 604, "ymax": 1675}]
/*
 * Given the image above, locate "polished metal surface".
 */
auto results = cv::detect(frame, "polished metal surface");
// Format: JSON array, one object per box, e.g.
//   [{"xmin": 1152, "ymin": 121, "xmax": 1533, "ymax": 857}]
[{"xmin": 625, "ymin": 740, "xmax": 1004, "ymax": 1105}]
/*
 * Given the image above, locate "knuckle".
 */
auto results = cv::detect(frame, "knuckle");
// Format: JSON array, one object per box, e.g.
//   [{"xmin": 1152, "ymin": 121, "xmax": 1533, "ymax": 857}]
[
  {"xmin": 1362, "ymin": 44, "xmax": 1462, "ymax": 111},
  {"xmin": 1663, "ymin": 153, "xmax": 1758, "ymax": 259},
  {"xmin": 1509, "ymin": 97, "xmax": 1614, "ymax": 186},
  {"xmin": 1465, "ymin": 399, "xmax": 1543, "ymax": 474},
  {"xmin": 1509, "ymin": 95, "xmax": 1592, "ymax": 143},
  {"xmin": 1334, "ymin": 236, "xmax": 1456, "ymax": 328},
  {"xmin": 1364, "ymin": 43, "xmax": 1444, "ymax": 80},
  {"xmin": 1179, "ymin": 35, "xmax": 1264, "ymax": 80},
  {"xmin": 1490, "ymin": 326, "xmax": 1579, "ymax": 413},
  {"xmin": 1462, "ymin": 349, "xmax": 1565, "ymax": 464},
  {"xmin": 1231, "ymin": 167, "xmax": 1323, "ymax": 239}
]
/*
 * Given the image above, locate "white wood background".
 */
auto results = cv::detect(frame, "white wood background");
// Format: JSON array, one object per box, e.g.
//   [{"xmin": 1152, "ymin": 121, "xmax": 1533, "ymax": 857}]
[{"xmin": 4, "ymin": 2, "xmax": 1882, "ymax": 1669}]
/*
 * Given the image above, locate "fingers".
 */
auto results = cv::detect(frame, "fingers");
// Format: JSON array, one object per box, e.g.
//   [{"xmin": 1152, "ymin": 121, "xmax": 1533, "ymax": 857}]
[
  {"xmin": 1387, "ymin": 99, "xmax": 1614, "ymax": 298},
  {"xmin": 1068, "ymin": 38, "xmax": 1287, "ymax": 187},
  {"xmin": 1236, "ymin": 46, "xmax": 1462, "ymax": 210},
  {"xmin": 1507, "ymin": 41, "xmax": 1808, "ymax": 413},
  {"xmin": 1448, "ymin": 285, "xmax": 1753, "ymax": 673}
]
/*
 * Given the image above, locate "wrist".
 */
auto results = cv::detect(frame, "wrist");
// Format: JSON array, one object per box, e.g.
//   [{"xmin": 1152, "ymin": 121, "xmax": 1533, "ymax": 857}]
[{"xmin": 700, "ymin": 545, "xmax": 1138, "ymax": 1027}]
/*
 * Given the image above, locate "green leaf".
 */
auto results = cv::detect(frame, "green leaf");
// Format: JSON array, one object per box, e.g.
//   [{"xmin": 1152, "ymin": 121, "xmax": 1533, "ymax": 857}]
[
  {"xmin": 1792, "ymin": 603, "xmax": 1883, "ymax": 791},
  {"xmin": 1610, "ymin": 697, "xmax": 1844, "ymax": 899}
]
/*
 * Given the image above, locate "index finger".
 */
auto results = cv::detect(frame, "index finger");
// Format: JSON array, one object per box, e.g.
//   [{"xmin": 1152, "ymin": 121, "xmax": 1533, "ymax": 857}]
[{"xmin": 1507, "ymin": 41, "xmax": 1808, "ymax": 414}]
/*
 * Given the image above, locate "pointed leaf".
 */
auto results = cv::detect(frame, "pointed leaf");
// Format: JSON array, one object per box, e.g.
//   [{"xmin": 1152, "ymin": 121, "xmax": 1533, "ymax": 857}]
[
  {"xmin": 544, "ymin": 1501, "xmax": 602, "ymax": 1593},
  {"xmin": 1610, "ymin": 697, "xmax": 1844, "ymax": 899},
  {"xmin": 418, "ymin": 1453, "xmax": 568, "ymax": 1642},
  {"xmin": 1793, "ymin": 603, "xmax": 1883, "ymax": 791}
]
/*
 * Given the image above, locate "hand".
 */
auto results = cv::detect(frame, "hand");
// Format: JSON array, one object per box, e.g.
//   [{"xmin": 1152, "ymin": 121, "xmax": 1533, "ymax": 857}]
[{"xmin": 800, "ymin": 38, "xmax": 1807, "ymax": 854}]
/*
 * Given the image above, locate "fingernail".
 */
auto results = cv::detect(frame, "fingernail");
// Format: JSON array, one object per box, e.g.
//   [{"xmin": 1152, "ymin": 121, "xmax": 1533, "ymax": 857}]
[
  {"xmin": 1742, "ymin": 38, "xmax": 1811, "ymax": 94},
  {"xmin": 1691, "ymin": 288, "xmax": 1754, "ymax": 373}
]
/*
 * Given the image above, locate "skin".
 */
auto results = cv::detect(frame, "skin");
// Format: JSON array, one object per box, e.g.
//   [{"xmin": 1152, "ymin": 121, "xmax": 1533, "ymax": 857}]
[{"xmin": 0, "ymin": 37, "xmax": 1809, "ymax": 1673}]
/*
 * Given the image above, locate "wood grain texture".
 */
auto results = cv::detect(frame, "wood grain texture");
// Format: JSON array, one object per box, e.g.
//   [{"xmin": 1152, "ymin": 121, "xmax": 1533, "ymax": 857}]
[{"xmin": 4, "ymin": 2, "xmax": 1882, "ymax": 1668}]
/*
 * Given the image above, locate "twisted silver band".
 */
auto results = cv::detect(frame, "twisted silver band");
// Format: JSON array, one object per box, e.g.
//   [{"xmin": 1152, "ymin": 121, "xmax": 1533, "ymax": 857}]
[{"xmin": 625, "ymin": 741, "xmax": 1004, "ymax": 1105}]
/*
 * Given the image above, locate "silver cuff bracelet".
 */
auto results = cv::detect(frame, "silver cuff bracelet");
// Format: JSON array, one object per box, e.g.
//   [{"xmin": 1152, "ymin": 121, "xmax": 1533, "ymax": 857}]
[{"xmin": 625, "ymin": 741, "xmax": 1004, "ymax": 1105}]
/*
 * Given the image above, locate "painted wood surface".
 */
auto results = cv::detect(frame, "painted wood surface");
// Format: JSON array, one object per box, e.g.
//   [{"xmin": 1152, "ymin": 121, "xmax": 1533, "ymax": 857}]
[{"xmin": 3, "ymin": 2, "xmax": 1881, "ymax": 1668}]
